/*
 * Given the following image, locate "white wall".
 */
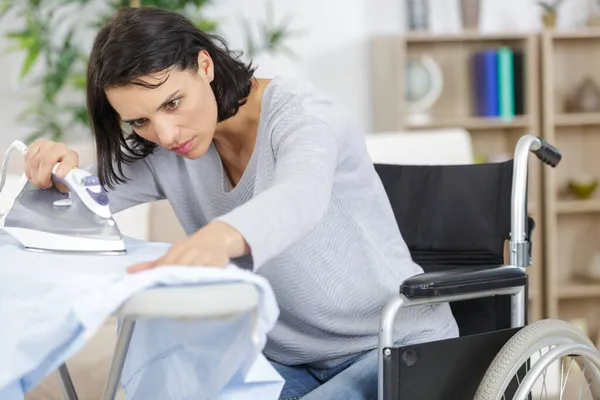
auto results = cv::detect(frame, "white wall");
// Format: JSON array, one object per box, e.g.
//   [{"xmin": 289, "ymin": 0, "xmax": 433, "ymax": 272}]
[
  {"xmin": 202, "ymin": 0, "xmax": 404, "ymax": 134},
  {"xmin": 0, "ymin": 0, "xmax": 595, "ymax": 149}
]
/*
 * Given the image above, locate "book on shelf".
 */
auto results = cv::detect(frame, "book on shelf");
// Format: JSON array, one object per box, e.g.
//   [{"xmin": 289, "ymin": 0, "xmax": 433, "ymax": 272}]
[{"xmin": 472, "ymin": 46, "xmax": 524, "ymax": 120}]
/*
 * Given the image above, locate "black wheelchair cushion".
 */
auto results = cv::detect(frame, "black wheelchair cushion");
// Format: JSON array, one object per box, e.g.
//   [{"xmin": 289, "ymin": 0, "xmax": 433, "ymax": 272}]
[{"xmin": 400, "ymin": 265, "xmax": 527, "ymax": 298}]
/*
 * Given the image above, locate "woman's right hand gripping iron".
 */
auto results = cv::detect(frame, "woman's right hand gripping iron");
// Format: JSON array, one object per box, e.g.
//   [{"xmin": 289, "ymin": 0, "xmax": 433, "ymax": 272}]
[{"xmin": 23, "ymin": 139, "xmax": 80, "ymax": 193}]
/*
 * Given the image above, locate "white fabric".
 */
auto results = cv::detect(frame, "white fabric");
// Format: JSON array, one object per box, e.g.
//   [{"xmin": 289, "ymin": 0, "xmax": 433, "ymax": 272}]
[
  {"xmin": 365, "ymin": 129, "xmax": 474, "ymax": 165},
  {"xmin": 0, "ymin": 230, "xmax": 283, "ymax": 400}
]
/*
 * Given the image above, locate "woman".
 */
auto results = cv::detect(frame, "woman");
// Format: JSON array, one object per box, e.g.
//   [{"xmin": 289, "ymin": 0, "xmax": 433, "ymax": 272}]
[{"xmin": 24, "ymin": 7, "xmax": 458, "ymax": 400}]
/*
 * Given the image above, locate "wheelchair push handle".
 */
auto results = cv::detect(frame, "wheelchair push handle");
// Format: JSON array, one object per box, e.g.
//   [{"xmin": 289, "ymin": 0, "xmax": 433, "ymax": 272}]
[
  {"xmin": 532, "ymin": 138, "xmax": 562, "ymax": 168},
  {"xmin": 511, "ymin": 135, "xmax": 562, "ymax": 268}
]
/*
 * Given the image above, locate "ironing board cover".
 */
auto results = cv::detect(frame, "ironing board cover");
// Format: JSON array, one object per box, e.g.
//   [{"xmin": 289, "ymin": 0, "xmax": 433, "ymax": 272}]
[{"xmin": 0, "ymin": 231, "xmax": 283, "ymax": 400}]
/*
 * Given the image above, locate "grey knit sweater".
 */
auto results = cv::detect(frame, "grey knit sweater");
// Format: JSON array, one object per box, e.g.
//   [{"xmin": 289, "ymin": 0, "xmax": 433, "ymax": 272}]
[{"xmin": 105, "ymin": 76, "xmax": 459, "ymax": 368}]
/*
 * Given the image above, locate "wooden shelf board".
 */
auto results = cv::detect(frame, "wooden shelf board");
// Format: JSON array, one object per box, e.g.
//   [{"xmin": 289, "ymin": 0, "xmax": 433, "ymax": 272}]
[
  {"xmin": 407, "ymin": 115, "xmax": 531, "ymax": 130},
  {"xmin": 529, "ymin": 202, "xmax": 538, "ymax": 215},
  {"xmin": 548, "ymin": 29, "xmax": 600, "ymax": 40},
  {"xmin": 529, "ymin": 289, "xmax": 539, "ymax": 301},
  {"xmin": 559, "ymin": 282, "xmax": 600, "ymax": 299},
  {"xmin": 404, "ymin": 31, "xmax": 532, "ymax": 43},
  {"xmin": 555, "ymin": 113, "xmax": 600, "ymax": 126},
  {"xmin": 556, "ymin": 199, "xmax": 600, "ymax": 214}
]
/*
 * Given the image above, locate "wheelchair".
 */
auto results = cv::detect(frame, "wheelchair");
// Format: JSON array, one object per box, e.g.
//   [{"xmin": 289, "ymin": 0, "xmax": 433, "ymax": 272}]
[{"xmin": 375, "ymin": 134, "xmax": 600, "ymax": 399}]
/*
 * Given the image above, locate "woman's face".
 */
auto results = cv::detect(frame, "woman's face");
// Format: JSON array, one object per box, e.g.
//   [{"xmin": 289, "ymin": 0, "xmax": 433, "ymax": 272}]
[{"xmin": 105, "ymin": 50, "xmax": 217, "ymax": 159}]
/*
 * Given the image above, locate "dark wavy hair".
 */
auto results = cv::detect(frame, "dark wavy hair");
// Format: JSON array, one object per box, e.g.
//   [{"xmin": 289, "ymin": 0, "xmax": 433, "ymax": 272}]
[{"xmin": 86, "ymin": 7, "xmax": 256, "ymax": 188}]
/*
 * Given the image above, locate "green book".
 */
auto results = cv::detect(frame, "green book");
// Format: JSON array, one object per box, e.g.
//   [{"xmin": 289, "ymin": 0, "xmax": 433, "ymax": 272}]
[{"xmin": 497, "ymin": 46, "xmax": 515, "ymax": 121}]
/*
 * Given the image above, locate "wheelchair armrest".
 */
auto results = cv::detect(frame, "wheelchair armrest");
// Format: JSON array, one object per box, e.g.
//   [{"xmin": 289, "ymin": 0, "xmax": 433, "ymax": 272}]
[{"xmin": 400, "ymin": 265, "xmax": 526, "ymax": 299}]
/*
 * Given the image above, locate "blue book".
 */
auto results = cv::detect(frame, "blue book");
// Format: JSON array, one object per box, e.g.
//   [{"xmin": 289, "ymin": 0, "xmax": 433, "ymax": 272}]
[{"xmin": 473, "ymin": 49, "xmax": 499, "ymax": 117}]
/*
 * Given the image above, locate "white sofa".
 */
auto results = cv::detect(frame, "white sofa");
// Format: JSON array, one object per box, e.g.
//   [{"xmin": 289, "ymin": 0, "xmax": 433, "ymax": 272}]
[
  {"xmin": 365, "ymin": 128, "xmax": 473, "ymax": 165},
  {"xmin": 1, "ymin": 128, "xmax": 473, "ymax": 399}
]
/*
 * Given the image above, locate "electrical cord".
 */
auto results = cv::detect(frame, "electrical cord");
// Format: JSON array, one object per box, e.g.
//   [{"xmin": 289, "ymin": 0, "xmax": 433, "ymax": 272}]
[{"xmin": 0, "ymin": 140, "xmax": 28, "ymax": 195}]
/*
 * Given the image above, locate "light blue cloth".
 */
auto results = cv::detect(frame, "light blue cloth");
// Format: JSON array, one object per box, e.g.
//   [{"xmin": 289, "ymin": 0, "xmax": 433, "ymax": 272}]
[{"xmin": 0, "ymin": 230, "xmax": 283, "ymax": 399}]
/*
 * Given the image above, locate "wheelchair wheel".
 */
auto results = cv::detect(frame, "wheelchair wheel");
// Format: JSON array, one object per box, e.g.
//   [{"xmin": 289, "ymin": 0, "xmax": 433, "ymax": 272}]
[{"xmin": 474, "ymin": 319, "xmax": 600, "ymax": 400}]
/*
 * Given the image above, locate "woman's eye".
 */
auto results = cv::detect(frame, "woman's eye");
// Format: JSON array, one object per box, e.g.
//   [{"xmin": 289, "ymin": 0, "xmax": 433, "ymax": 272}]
[
  {"xmin": 130, "ymin": 118, "xmax": 147, "ymax": 128},
  {"xmin": 166, "ymin": 98, "xmax": 181, "ymax": 110}
]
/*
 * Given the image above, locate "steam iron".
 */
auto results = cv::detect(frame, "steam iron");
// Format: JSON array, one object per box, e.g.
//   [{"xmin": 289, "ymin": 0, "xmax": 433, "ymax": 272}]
[{"xmin": 0, "ymin": 141, "xmax": 126, "ymax": 255}]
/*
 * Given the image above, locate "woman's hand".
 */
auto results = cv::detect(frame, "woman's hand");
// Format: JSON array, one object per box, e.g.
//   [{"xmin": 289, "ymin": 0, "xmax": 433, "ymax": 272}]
[
  {"xmin": 127, "ymin": 221, "xmax": 250, "ymax": 273},
  {"xmin": 24, "ymin": 139, "xmax": 79, "ymax": 193}
]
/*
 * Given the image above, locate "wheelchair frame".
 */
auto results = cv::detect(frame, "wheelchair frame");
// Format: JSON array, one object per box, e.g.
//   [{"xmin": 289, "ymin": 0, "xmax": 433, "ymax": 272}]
[{"xmin": 377, "ymin": 135, "xmax": 560, "ymax": 400}]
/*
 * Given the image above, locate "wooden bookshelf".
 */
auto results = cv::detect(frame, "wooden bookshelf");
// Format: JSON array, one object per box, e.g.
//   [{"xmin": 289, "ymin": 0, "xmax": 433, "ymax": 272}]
[
  {"xmin": 559, "ymin": 282, "xmax": 600, "ymax": 299},
  {"xmin": 404, "ymin": 31, "xmax": 533, "ymax": 44},
  {"xmin": 406, "ymin": 115, "xmax": 531, "ymax": 130},
  {"xmin": 541, "ymin": 29, "xmax": 600, "ymax": 344},
  {"xmin": 370, "ymin": 32, "xmax": 544, "ymax": 322},
  {"xmin": 555, "ymin": 112, "xmax": 600, "ymax": 126},
  {"xmin": 547, "ymin": 28, "xmax": 600, "ymax": 40},
  {"xmin": 556, "ymin": 199, "xmax": 600, "ymax": 214}
]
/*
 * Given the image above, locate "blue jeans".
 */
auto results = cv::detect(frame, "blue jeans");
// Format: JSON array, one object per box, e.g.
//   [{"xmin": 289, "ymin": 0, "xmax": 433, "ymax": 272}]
[{"xmin": 270, "ymin": 349, "xmax": 377, "ymax": 400}]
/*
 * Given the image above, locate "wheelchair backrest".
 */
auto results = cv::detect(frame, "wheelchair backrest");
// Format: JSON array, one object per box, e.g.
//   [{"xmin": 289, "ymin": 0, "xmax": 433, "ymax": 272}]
[
  {"xmin": 374, "ymin": 160, "xmax": 514, "ymax": 271},
  {"xmin": 375, "ymin": 160, "xmax": 523, "ymax": 334}
]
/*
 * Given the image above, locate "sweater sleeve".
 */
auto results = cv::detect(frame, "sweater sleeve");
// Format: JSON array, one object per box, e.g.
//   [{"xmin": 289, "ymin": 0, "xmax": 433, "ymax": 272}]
[
  {"xmin": 215, "ymin": 118, "xmax": 338, "ymax": 270},
  {"xmin": 92, "ymin": 158, "xmax": 166, "ymax": 214}
]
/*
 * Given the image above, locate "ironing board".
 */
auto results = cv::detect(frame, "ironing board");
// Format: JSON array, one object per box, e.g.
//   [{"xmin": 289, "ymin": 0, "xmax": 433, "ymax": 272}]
[
  {"xmin": 0, "ymin": 231, "xmax": 283, "ymax": 400},
  {"xmin": 59, "ymin": 283, "xmax": 260, "ymax": 400}
]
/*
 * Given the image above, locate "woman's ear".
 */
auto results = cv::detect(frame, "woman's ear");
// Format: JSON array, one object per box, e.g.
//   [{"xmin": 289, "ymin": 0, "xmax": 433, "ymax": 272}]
[{"xmin": 197, "ymin": 50, "xmax": 214, "ymax": 83}]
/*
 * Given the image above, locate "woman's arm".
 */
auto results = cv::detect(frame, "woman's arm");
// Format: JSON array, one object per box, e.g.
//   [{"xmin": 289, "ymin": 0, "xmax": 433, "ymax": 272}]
[
  {"xmin": 126, "ymin": 117, "xmax": 338, "ymax": 273},
  {"xmin": 98, "ymin": 158, "xmax": 166, "ymax": 214},
  {"xmin": 215, "ymin": 117, "xmax": 338, "ymax": 269}
]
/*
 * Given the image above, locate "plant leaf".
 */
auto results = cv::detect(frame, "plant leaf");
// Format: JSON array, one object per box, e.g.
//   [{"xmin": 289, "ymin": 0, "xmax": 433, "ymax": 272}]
[
  {"xmin": 49, "ymin": 122, "xmax": 63, "ymax": 142},
  {"xmin": 20, "ymin": 44, "xmax": 41, "ymax": 78},
  {"xmin": 4, "ymin": 29, "xmax": 35, "ymax": 50},
  {"xmin": 9, "ymin": 0, "xmax": 298, "ymax": 143},
  {"xmin": 41, "ymin": 28, "xmax": 80, "ymax": 102},
  {"xmin": 64, "ymin": 104, "xmax": 90, "ymax": 126},
  {"xmin": 68, "ymin": 73, "xmax": 87, "ymax": 90},
  {"xmin": 194, "ymin": 17, "xmax": 218, "ymax": 32},
  {"xmin": 16, "ymin": 103, "xmax": 44, "ymax": 122},
  {"xmin": 0, "ymin": 0, "xmax": 14, "ymax": 19}
]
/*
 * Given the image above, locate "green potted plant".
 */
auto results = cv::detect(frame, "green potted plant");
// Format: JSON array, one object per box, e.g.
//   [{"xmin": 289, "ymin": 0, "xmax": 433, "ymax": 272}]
[
  {"xmin": 538, "ymin": 0, "xmax": 565, "ymax": 28},
  {"xmin": 0, "ymin": 0, "xmax": 299, "ymax": 144}
]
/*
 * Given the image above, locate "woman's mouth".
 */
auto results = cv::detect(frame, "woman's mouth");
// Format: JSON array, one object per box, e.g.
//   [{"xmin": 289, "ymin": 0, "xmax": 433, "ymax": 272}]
[{"xmin": 172, "ymin": 138, "xmax": 195, "ymax": 155}]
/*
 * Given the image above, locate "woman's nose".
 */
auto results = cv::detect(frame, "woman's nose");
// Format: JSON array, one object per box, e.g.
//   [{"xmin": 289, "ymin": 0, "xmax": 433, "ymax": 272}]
[{"xmin": 154, "ymin": 119, "xmax": 179, "ymax": 148}]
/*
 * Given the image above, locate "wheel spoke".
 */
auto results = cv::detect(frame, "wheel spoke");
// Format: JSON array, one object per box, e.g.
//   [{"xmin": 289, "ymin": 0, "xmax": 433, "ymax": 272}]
[
  {"xmin": 540, "ymin": 363, "xmax": 548, "ymax": 400},
  {"xmin": 561, "ymin": 357, "xmax": 575, "ymax": 397},
  {"xmin": 578, "ymin": 362, "xmax": 586, "ymax": 400},
  {"xmin": 477, "ymin": 321, "xmax": 600, "ymax": 400},
  {"xmin": 560, "ymin": 356, "xmax": 566, "ymax": 400},
  {"xmin": 584, "ymin": 378, "xmax": 592, "ymax": 399}
]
